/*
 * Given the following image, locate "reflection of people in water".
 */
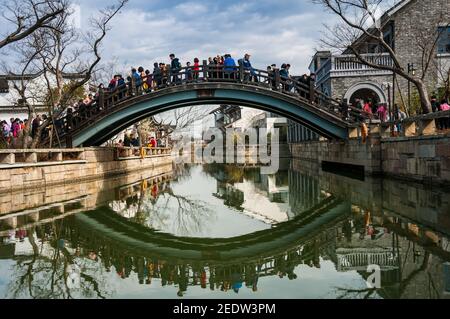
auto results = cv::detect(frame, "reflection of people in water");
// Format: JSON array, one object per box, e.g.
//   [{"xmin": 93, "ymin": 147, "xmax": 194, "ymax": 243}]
[
  {"xmin": 88, "ymin": 252, "xmax": 98, "ymax": 261},
  {"xmin": 275, "ymin": 255, "xmax": 287, "ymax": 278},
  {"xmin": 286, "ymin": 251, "xmax": 299, "ymax": 280},
  {"xmin": 209, "ymin": 268, "xmax": 216, "ymax": 291},
  {"xmin": 231, "ymin": 271, "xmax": 243, "ymax": 294},
  {"xmin": 178, "ymin": 265, "xmax": 189, "ymax": 297},
  {"xmin": 151, "ymin": 184, "xmax": 159, "ymax": 199},
  {"xmin": 15, "ymin": 229, "xmax": 27, "ymax": 242},
  {"xmin": 342, "ymin": 219, "xmax": 353, "ymax": 243},
  {"xmin": 16, "ymin": 222, "xmax": 320, "ymax": 298},
  {"xmin": 200, "ymin": 268, "xmax": 207, "ymax": 289},
  {"xmin": 137, "ymin": 257, "xmax": 145, "ymax": 285}
]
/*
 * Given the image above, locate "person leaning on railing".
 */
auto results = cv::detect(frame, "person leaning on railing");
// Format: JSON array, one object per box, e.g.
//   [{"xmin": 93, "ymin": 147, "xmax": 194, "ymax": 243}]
[
  {"xmin": 340, "ymin": 98, "xmax": 349, "ymax": 121},
  {"xmin": 169, "ymin": 54, "xmax": 182, "ymax": 84},
  {"xmin": 224, "ymin": 54, "xmax": 237, "ymax": 80},
  {"xmin": 153, "ymin": 63, "xmax": 162, "ymax": 88},
  {"xmin": 186, "ymin": 62, "xmax": 193, "ymax": 82},
  {"xmin": 239, "ymin": 54, "xmax": 258, "ymax": 82},
  {"xmin": 193, "ymin": 58, "xmax": 200, "ymax": 81},
  {"xmin": 440, "ymin": 99, "xmax": 450, "ymax": 130},
  {"xmin": 144, "ymin": 69, "xmax": 153, "ymax": 92}
]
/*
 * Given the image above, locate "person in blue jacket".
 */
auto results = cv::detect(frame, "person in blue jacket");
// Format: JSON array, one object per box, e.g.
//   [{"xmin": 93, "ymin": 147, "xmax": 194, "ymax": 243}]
[
  {"xmin": 131, "ymin": 68, "xmax": 142, "ymax": 95},
  {"xmin": 223, "ymin": 54, "xmax": 236, "ymax": 79},
  {"xmin": 240, "ymin": 54, "xmax": 258, "ymax": 82}
]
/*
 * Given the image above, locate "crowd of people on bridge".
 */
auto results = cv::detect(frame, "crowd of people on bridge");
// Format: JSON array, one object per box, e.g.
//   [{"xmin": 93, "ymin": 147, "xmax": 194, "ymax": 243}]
[
  {"xmin": 103, "ymin": 53, "xmax": 317, "ymax": 96},
  {"xmin": 2, "ymin": 51, "xmax": 450, "ymax": 148},
  {"xmin": 34, "ymin": 53, "xmax": 317, "ymax": 139}
]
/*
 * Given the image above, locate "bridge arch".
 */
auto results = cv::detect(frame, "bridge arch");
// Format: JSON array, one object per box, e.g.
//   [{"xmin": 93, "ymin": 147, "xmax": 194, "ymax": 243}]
[{"xmin": 68, "ymin": 83, "xmax": 352, "ymax": 147}]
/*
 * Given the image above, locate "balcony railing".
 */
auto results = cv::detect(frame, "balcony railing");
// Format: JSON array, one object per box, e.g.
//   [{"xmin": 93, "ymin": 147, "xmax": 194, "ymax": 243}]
[{"xmin": 316, "ymin": 53, "xmax": 394, "ymax": 83}]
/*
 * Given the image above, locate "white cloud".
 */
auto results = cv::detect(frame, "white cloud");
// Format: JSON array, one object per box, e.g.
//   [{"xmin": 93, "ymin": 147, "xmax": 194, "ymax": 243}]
[{"xmin": 92, "ymin": 2, "xmax": 332, "ymax": 77}]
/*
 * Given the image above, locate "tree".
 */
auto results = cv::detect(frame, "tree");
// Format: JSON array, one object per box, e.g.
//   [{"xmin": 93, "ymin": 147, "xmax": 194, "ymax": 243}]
[
  {"xmin": 25, "ymin": 0, "xmax": 128, "ymax": 148},
  {"xmin": 0, "ymin": 0, "xmax": 65, "ymax": 49},
  {"xmin": 135, "ymin": 106, "xmax": 214, "ymax": 146},
  {"xmin": 1, "ymin": 0, "xmax": 128, "ymax": 148},
  {"xmin": 312, "ymin": 0, "xmax": 449, "ymax": 114}
]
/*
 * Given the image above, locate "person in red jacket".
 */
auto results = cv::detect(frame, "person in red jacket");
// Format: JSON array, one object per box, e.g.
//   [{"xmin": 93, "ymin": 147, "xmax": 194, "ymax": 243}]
[
  {"xmin": 193, "ymin": 58, "xmax": 200, "ymax": 80},
  {"xmin": 149, "ymin": 136, "xmax": 157, "ymax": 148}
]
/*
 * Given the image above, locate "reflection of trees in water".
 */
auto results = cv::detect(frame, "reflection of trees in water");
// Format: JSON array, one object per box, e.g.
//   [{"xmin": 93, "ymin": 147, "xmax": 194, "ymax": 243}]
[
  {"xmin": 4, "ymin": 224, "xmax": 110, "ymax": 299},
  {"xmin": 109, "ymin": 179, "xmax": 215, "ymax": 237},
  {"xmin": 1, "ymin": 211, "xmax": 447, "ymax": 299},
  {"xmin": 3, "ymin": 220, "xmax": 329, "ymax": 298},
  {"xmin": 151, "ymin": 186, "xmax": 214, "ymax": 236},
  {"xmin": 203, "ymin": 163, "xmax": 261, "ymax": 185},
  {"xmin": 172, "ymin": 163, "xmax": 197, "ymax": 183},
  {"xmin": 214, "ymin": 182, "xmax": 245, "ymax": 211}
]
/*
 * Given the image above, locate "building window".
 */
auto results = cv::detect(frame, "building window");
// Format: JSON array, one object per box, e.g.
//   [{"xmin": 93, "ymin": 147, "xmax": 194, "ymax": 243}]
[
  {"xmin": 383, "ymin": 22, "xmax": 395, "ymax": 51},
  {"xmin": 438, "ymin": 26, "xmax": 450, "ymax": 54}
]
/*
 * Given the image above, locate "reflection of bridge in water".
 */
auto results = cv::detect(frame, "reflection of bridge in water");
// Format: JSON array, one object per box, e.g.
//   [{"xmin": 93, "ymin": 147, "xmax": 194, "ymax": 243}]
[
  {"xmin": 73, "ymin": 195, "xmax": 348, "ymax": 264},
  {"xmin": 1, "ymin": 164, "xmax": 450, "ymax": 298}
]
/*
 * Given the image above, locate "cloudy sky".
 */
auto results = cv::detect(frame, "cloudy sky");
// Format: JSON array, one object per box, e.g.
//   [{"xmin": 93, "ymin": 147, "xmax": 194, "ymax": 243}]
[
  {"xmin": 69, "ymin": 0, "xmax": 340, "ymax": 75},
  {"xmin": 0, "ymin": 0, "xmax": 402, "ymax": 77}
]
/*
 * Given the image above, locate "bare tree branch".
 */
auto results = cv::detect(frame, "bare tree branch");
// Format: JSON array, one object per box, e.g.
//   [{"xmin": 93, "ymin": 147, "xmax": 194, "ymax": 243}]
[{"xmin": 0, "ymin": 0, "xmax": 66, "ymax": 49}]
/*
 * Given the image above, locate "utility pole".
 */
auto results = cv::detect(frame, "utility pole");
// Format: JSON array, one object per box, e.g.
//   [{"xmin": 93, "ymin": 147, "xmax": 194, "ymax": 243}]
[{"xmin": 407, "ymin": 63, "xmax": 416, "ymax": 112}]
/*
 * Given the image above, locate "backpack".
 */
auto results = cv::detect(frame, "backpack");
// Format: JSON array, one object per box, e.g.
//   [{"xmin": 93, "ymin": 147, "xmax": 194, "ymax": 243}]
[{"xmin": 173, "ymin": 59, "xmax": 181, "ymax": 71}]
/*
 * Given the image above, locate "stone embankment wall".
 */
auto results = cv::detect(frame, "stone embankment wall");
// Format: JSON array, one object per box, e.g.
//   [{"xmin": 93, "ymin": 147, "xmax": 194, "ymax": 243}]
[
  {"xmin": 0, "ymin": 147, "xmax": 173, "ymax": 193},
  {"xmin": 290, "ymin": 135, "xmax": 450, "ymax": 185}
]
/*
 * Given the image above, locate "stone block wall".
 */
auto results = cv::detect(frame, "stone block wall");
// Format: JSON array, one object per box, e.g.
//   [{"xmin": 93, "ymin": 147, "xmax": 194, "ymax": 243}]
[
  {"xmin": 0, "ymin": 165, "xmax": 173, "ymax": 217},
  {"xmin": 393, "ymin": 0, "xmax": 450, "ymax": 101},
  {"xmin": 0, "ymin": 147, "xmax": 173, "ymax": 193},
  {"xmin": 290, "ymin": 134, "xmax": 450, "ymax": 185},
  {"xmin": 381, "ymin": 136, "xmax": 450, "ymax": 184},
  {"xmin": 290, "ymin": 136, "xmax": 382, "ymax": 175}
]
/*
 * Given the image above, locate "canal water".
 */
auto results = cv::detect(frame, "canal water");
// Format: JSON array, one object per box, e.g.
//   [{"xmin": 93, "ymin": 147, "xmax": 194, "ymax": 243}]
[{"xmin": 0, "ymin": 161, "xmax": 450, "ymax": 299}]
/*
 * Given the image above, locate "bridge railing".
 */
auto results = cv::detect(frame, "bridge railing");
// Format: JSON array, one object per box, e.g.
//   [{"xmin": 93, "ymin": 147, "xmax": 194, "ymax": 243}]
[
  {"xmin": 114, "ymin": 146, "xmax": 172, "ymax": 160},
  {"xmin": 379, "ymin": 110, "xmax": 450, "ymax": 138},
  {"xmin": 44, "ymin": 62, "xmax": 371, "ymax": 147},
  {"xmin": 0, "ymin": 148, "xmax": 85, "ymax": 166}
]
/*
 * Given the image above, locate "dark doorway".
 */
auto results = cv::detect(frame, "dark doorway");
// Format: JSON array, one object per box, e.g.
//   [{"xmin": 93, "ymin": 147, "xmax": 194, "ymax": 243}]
[{"xmin": 349, "ymin": 88, "xmax": 381, "ymax": 106}]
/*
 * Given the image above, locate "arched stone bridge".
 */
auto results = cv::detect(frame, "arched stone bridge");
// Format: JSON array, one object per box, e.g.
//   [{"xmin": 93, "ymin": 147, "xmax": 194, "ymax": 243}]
[{"xmin": 46, "ymin": 63, "xmax": 367, "ymax": 147}]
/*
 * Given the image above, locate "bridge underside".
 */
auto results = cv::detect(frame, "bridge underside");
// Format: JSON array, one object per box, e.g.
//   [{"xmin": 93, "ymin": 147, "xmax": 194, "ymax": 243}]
[{"xmin": 70, "ymin": 84, "xmax": 350, "ymax": 147}]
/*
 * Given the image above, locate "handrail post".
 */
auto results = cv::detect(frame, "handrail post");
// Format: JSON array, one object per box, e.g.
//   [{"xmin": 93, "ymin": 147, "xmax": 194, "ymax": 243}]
[
  {"xmin": 98, "ymin": 89, "xmax": 105, "ymax": 111},
  {"xmin": 309, "ymin": 79, "xmax": 316, "ymax": 104},
  {"xmin": 202, "ymin": 60, "xmax": 208, "ymax": 81},
  {"xmin": 65, "ymin": 134, "xmax": 73, "ymax": 149},
  {"xmin": 239, "ymin": 63, "xmax": 244, "ymax": 83},
  {"xmin": 131, "ymin": 76, "xmax": 136, "ymax": 96}
]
